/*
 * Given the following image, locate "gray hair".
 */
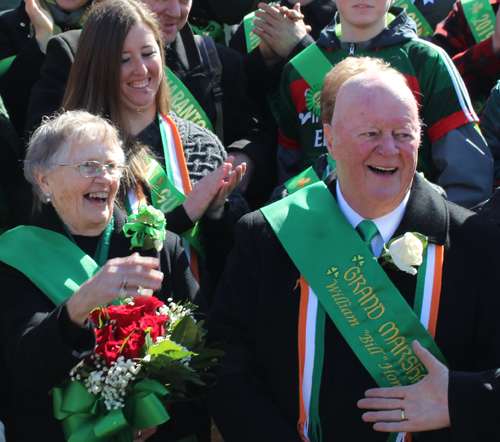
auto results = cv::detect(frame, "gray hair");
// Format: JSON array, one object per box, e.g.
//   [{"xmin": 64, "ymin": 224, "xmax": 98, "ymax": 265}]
[{"xmin": 24, "ymin": 110, "xmax": 125, "ymax": 201}]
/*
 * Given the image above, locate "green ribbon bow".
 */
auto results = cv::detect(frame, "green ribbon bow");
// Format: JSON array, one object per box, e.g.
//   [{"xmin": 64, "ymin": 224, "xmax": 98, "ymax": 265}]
[
  {"xmin": 123, "ymin": 205, "xmax": 166, "ymax": 251},
  {"xmin": 53, "ymin": 378, "xmax": 170, "ymax": 442}
]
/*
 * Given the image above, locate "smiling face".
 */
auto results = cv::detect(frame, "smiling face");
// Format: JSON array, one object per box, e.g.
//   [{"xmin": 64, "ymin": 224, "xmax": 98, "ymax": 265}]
[
  {"xmin": 325, "ymin": 72, "xmax": 420, "ymax": 219},
  {"xmin": 140, "ymin": 0, "xmax": 192, "ymax": 45},
  {"xmin": 335, "ymin": 0, "xmax": 394, "ymax": 41},
  {"xmin": 120, "ymin": 22, "xmax": 162, "ymax": 118},
  {"xmin": 36, "ymin": 136, "xmax": 125, "ymax": 236}
]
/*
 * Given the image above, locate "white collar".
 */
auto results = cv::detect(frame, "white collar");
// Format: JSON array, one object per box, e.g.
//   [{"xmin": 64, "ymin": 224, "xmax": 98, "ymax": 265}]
[{"xmin": 336, "ymin": 181, "xmax": 410, "ymax": 257}]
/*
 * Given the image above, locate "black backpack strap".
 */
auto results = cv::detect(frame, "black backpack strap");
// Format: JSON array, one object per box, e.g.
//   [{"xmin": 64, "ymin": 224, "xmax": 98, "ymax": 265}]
[{"xmin": 194, "ymin": 34, "xmax": 224, "ymax": 144}]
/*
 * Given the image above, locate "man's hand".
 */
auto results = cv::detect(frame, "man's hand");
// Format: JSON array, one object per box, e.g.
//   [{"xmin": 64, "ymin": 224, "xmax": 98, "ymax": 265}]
[
  {"xmin": 253, "ymin": 2, "xmax": 311, "ymax": 69},
  {"xmin": 357, "ymin": 341, "xmax": 451, "ymax": 432},
  {"xmin": 25, "ymin": 0, "xmax": 54, "ymax": 53}
]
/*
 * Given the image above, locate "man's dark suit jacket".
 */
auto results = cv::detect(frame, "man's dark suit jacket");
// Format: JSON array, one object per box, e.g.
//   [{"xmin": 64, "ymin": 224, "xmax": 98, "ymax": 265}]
[{"xmin": 207, "ymin": 172, "xmax": 500, "ymax": 442}]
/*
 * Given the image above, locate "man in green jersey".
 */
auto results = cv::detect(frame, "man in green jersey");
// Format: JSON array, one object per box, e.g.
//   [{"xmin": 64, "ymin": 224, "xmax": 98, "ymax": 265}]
[{"xmin": 278, "ymin": 0, "xmax": 493, "ymax": 209}]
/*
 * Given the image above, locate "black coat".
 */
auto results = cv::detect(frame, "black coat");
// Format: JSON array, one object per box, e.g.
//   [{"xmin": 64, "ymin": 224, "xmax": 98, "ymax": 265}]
[
  {"xmin": 0, "ymin": 204, "xmax": 208, "ymax": 442},
  {"xmin": 0, "ymin": 3, "xmax": 45, "ymax": 136},
  {"xmin": 207, "ymin": 172, "xmax": 500, "ymax": 442}
]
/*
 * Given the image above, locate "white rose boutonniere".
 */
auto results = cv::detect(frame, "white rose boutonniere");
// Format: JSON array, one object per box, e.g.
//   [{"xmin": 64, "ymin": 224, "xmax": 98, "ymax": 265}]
[{"xmin": 379, "ymin": 232, "xmax": 428, "ymax": 275}]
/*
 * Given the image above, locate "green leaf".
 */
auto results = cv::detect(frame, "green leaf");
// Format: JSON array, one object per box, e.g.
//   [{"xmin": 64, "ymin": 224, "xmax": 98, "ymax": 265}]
[
  {"xmin": 170, "ymin": 316, "xmax": 202, "ymax": 350},
  {"xmin": 148, "ymin": 340, "xmax": 183, "ymax": 355}
]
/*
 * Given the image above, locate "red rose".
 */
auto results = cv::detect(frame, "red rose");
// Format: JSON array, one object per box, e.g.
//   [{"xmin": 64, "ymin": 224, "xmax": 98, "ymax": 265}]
[
  {"xmin": 89, "ymin": 308, "xmax": 104, "ymax": 326},
  {"xmin": 139, "ymin": 314, "xmax": 167, "ymax": 341},
  {"xmin": 103, "ymin": 340, "xmax": 124, "ymax": 366},
  {"xmin": 107, "ymin": 305, "xmax": 143, "ymax": 325},
  {"xmin": 114, "ymin": 322, "xmax": 139, "ymax": 340},
  {"xmin": 121, "ymin": 330, "xmax": 145, "ymax": 361},
  {"xmin": 95, "ymin": 324, "xmax": 114, "ymax": 344},
  {"xmin": 133, "ymin": 296, "xmax": 164, "ymax": 315}
]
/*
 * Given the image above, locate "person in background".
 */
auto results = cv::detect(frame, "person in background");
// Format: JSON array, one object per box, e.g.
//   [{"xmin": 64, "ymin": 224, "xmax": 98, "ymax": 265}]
[
  {"xmin": 277, "ymin": 0, "xmax": 493, "ymax": 209},
  {"xmin": 0, "ymin": 0, "xmax": 95, "ymax": 135},
  {"xmin": 229, "ymin": 0, "xmax": 337, "ymax": 201},
  {"xmin": 432, "ymin": 0, "xmax": 500, "ymax": 115}
]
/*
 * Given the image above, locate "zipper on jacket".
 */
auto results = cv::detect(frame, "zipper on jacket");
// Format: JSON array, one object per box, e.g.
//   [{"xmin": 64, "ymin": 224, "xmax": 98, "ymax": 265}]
[{"xmin": 349, "ymin": 43, "xmax": 355, "ymax": 55}]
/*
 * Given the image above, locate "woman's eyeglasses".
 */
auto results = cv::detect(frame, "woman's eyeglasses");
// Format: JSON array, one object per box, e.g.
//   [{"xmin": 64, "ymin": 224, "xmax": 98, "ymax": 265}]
[{"xmin": 56, "ymin": 161, "xmax": 127, "ymax": 178}]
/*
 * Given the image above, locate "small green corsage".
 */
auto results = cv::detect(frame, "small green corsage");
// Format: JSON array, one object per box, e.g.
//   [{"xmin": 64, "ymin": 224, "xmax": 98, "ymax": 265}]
[{"xmin": 123, "ymin": 205, "xmax": 166, "ymax": 252}]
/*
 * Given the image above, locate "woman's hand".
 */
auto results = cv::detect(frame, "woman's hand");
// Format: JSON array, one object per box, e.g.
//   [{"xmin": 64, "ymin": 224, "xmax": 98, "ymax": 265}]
[
  {"xmin": 183, "ymin": 156, "xmax": 246, "ymax": 223},
  {"xmin": 67, "ymin": 253, "xmax": 164, "ymax": 324},
  {"xmin": 206, "ymin": 156, "xmax": 246, "ymax": 220},
  {"xmin": 133, "ymin": 427, "xmax": 157, "ymax": 441},
  {"xmin": 25, "ymin": 0, "xmax": 54, "ymax": 53}
]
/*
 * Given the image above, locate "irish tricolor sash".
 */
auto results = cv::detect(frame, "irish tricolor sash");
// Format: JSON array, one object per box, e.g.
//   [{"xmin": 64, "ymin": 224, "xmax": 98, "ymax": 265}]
[
  {"xmin": 261, "ymin": 182, "xmax": 446, "ymax": 442},
  {"xmin": 143, "ymin": 114, "xmax": 205, "ymax": 281},
  {"xmin": 0, "ymin": 226, "xmax": 99, "ymax": 305}
]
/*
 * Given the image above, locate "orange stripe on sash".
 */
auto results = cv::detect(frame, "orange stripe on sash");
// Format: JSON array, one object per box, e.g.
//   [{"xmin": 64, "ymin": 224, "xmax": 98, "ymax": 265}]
[
  {"xmin": 165, "ymin": 114, "xmax": 192, "ymax": 195},
  {"xmin": 427, "ymin": 245, "xmax": 444, "ymax": 338},
  {"xmin": 190, "ymin": 244, "xmax": 200, "ymax": 285},
  {"xmin": 298, "ymin": 275, "xmax": 309, "ymax": 442}
]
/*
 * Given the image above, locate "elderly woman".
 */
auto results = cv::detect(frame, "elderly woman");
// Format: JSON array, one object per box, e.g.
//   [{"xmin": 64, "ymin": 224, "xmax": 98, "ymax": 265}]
[{"xmin": 0, "ymin": 110, "xmax": 208, "ymax": 442}]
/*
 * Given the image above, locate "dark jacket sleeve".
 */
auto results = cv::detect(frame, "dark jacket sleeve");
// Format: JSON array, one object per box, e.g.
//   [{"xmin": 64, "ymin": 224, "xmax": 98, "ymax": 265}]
[
  {"xmin": 0, "ymin": 262, "xmax": 95, "ymax": 391},
  {"xmin": 24, "ymin": 30, "xmax": 79, "ymax": 137},
  {"xmin": 448, "ymin": 368, "xmax": 500, "ymax": 441},
  {"xmin": 207, "ymin": 214, "xmax": 304, "ymax": 442},
  {"xmin": 0, "ymin": 5, "xmax": 46, "ymax": 138}
]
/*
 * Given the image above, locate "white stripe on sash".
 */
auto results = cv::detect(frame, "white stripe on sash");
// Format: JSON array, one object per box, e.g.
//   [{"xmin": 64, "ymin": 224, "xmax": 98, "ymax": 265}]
[
  {"xmin": 159, "ymin": 114, "xmax": 184, "ymax": 193},
  {"xmin": 127, "ymin": 189, "xmax": 140, "ymax": 214},
  {"xmin": 303, "ymin": 288, "xmax": 319, "ymax": 440}
]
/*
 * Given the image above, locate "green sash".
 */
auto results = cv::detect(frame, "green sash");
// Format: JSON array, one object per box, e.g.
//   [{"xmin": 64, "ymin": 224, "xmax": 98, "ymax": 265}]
[
  {"xmin": 147, "ymin": 158, "xmax": 206, "ymax": 261},
  {"xmin": 0, "ymin": 226, "xmax": 99, "ymax": 305},
  {"xmin": 393, "ymin": 0, "xmax": 433, "ymax": 37},
  {"xmin": 462, "ymin": 0, "xmax": 496, "ymax": 43},
  {"xmin": 190, "ymin": 16, "xmax": 226, "ymax": 46},
  {"xmin": 0, "ymin": 55, "xmax": 15, "ymax": 78},
  {"xmin": 261, "ymin": 182, "xmax": 446, "ymax": 388},
  {"xmin": 284, "ymin": 166, "xmax": 320, "ymax": 194},
  {"xmin": 165, "ymin": 67, "xmax": 214, "ymax": 132},
  {"xmin": 290, "ymin": 44, "xmax": 333, "ymax": 117},
  {"xmin": 284, "ymin": 157, "xmax": 336, "ymax": 193}
]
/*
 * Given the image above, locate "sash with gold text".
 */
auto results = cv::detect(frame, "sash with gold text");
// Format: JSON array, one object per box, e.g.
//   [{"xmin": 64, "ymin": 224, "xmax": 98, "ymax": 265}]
[
  {"xmin": 261, "ymin": 182, "xmax": 446, "ymax": 442},
  {"xmin": 462, "ymin": 0, "xmax": 496, "ymax": 43},
  {"xmin": 165, "ymin": 67, "xmax": 213, "ymax": 132}
]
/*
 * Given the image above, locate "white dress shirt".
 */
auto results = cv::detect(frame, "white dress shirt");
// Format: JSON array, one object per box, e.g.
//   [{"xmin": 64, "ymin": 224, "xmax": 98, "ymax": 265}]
[{"xmin": 336, "ymin": 182, "xmax": 410, "ymax": 257}]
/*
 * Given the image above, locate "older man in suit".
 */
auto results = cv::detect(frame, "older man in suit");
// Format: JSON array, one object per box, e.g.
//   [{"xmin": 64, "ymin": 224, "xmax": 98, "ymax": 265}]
[{"xmin": 207, "ymin": 69, "xmax": 500, "ymax": 441}]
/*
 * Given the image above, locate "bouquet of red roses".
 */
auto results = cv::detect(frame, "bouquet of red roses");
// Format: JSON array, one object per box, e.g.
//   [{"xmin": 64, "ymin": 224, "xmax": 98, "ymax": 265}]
[{"xmin": 53, "ymin": 296, "xmax": 221, "ymax": 441}]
